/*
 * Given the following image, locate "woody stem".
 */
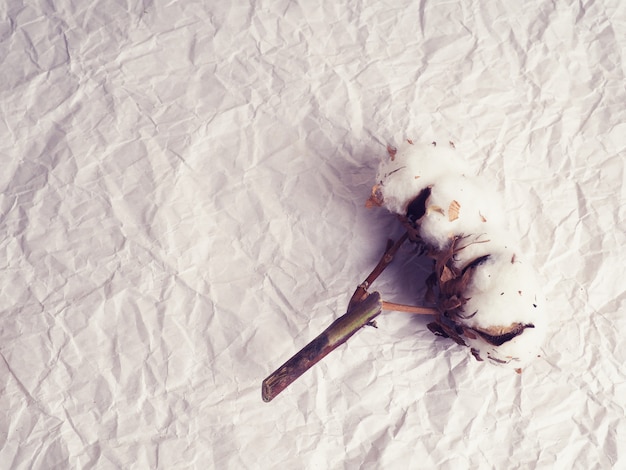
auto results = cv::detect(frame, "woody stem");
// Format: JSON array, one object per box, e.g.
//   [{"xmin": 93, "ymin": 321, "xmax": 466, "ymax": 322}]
[{"xmin": 347, "ymin": 232, "xmax": 409, "ymax": 310}]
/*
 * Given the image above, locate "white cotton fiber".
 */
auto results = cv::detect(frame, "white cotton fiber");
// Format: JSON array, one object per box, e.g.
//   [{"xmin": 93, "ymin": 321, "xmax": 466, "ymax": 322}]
[
  {"xmin": 375, "ymin": 143, "xmax": 471, "ymax": 215},
  {"xmin": 372, "ymin": 140, "xmax": 546, "ymax": 370},
  {"xmin": 462, "ymin": 253, "xmax": 547, "ymax": 365}
]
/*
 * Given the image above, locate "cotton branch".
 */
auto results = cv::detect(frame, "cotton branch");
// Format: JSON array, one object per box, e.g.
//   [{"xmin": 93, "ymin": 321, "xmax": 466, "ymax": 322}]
[
  {"xmin": 262, "ymin": 233, "xmax": 436, "ymax": 402},
  {"xmin": 261, "ymin": 292, "xmax": 383, "ymax": 403}
]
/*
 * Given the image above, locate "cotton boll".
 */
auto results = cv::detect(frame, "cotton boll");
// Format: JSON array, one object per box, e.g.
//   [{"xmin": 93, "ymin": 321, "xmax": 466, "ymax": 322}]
[
  {"xmin": 376, "ymin": 142, "xmax": 507, "ymax": 251},
  {"xmin": 463, "ymin": 276, "xmax": 546, "ymax": 367},
  {"xmin": 453, "ymin": 251, "xmax": 546, "ymax": 368},
  {"xmin": 375, "ymin": 142, "xmax": 471, "ymax": 215},
  {"xmin": 372, "ymin": 140, "xmax": 547, "ymax": 370}
]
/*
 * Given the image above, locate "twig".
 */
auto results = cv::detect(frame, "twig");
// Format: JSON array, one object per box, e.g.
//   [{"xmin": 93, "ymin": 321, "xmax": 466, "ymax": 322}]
[
  {"xmin": 262, "ymin": 292, "xmax": 382, "ymax": 402},
  {"xmin": 382, "ymin": 301, "xmax": 438, "ymax": 315},
  {"xmin": 347, "ymin": 232, "xmax": 409, "ymax": 310},
  {"xmin": 262, "ymin": 232, "xmax": 420, "ymax": 402}
]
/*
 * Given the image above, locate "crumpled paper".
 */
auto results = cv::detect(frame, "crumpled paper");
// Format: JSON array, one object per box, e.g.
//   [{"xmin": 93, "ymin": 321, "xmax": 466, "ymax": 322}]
[{"xmin": 1, "ymin": 0, "xmax": 624, "ymax": 468}]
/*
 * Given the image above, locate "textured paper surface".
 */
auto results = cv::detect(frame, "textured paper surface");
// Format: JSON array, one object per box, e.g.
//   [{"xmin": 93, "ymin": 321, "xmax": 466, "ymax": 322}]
[{"xmin": 1, "ymin": 1, "xmax": 625, "ymax": 468}]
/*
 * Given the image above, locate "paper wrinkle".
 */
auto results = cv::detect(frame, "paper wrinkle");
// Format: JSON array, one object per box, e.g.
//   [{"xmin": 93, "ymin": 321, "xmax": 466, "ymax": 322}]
[{"xmin": 1, "ymin": 0, "xmax": 625, "ymax": 468}]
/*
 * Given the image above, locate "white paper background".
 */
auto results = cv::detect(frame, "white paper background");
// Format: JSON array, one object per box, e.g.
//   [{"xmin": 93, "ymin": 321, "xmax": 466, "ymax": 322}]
[{"xmin": 1, "ymin": 0, "xmax": 625, "ymax": 468}]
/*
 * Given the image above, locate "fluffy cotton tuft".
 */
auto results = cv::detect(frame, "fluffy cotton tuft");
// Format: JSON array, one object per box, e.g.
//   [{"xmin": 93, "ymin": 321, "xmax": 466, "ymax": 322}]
[{"xmin": 373, "ymin": 141, "xmax": 546, "ymax": 370}]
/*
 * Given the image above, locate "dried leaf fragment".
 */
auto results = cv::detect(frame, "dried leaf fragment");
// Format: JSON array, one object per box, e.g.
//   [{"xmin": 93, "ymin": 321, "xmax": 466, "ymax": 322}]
[
  {"xmin": 427, "ymin": 205, "xmax": 445, "ymax": 216},
  {"xmin": 448, "ymin": 200, "xmax": 460, "ymax": 221},
  {"xmin": 366, "ymin": 184, "xmax": 384, "ymax": 208},
  {"xmin": 440, "ymin": 265, "xmax": 455, "ymax": 283}
]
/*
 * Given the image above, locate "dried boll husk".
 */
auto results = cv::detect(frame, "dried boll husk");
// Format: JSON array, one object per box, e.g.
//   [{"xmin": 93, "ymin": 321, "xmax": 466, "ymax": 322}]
[
  {"xmin": 373, "ymin": 141, "xmax": 546, "ymax": 370},
  {"xmin": 430, "ymin": 238, "xmax": 547, "ymax": 367}
]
